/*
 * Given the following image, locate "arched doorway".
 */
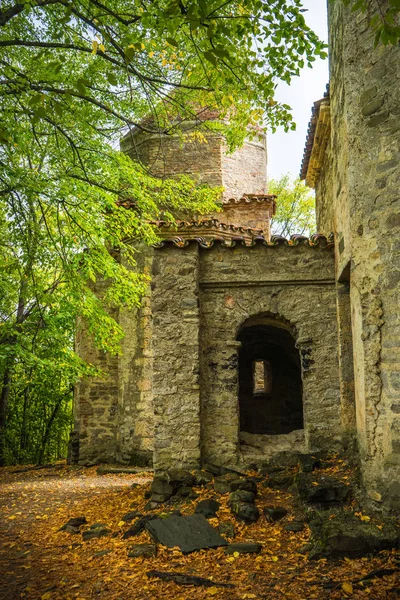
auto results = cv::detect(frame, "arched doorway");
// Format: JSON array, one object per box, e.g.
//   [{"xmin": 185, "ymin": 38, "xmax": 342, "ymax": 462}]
[{"xmin": 237, "ymin": 322, "xmax": 303, "ymax": 435}]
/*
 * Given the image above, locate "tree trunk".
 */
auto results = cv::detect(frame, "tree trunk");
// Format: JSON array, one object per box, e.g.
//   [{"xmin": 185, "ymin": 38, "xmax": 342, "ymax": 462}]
[{"xmin": 0, "ymin": 369, "xmax": 11, "ymax": 466}]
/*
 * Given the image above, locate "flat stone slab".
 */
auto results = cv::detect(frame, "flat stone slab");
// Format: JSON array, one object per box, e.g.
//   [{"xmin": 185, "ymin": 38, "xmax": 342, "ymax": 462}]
[
  {"xmin": 225, "ymin": 542, "xmax": 262, "ymax": 554},
  {"xmin": 145, "ymin": 514, "xmax": 228, "ymax": 554}
]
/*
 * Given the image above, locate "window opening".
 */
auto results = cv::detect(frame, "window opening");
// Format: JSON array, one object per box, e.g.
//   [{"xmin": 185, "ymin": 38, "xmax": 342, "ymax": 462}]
[{"xmin": 253, "ymin": 360, "xmax": 273, "ymax": 394}]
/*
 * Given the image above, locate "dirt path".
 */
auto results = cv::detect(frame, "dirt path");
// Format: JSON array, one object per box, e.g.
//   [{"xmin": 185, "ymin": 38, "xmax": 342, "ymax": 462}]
[{"xmin": 0, "ymin": 463, "xmax": 398, "ymax": 600}]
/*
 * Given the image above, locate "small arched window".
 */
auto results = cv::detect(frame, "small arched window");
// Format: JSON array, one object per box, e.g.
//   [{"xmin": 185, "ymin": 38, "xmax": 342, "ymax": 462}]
[{"xmin": 253, "ymin": 360, "xmax": 273, "ymax": 394}]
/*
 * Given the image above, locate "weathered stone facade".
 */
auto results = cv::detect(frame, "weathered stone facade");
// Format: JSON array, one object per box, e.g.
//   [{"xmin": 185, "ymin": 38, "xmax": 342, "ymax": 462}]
[
  {"xmin": 121, "ymin": 125, "xmax": 267, "ymax": 201},
  {"xmin": 75, "ymin": 231, "xmax": 341, "ymax": 472},
  {"xmin": 301, "ymin": 2, "xmax": 400, "ymax": 509},
  {"xmin": 74, "ymin": 1, "xmax": 399, "ymax": 510}
]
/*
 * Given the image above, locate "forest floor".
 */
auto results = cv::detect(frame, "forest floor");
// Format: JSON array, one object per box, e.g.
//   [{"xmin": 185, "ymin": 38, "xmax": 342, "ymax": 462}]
[{"xmin": 0, "ymin": 461, "xmax": 399, "ymax": 600}]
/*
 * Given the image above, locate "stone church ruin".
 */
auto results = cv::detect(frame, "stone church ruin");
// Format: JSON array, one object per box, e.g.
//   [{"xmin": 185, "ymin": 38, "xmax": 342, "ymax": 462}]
[{"xmin": 74, "ymin": 3, "xmax": 400, "ymax": 510}]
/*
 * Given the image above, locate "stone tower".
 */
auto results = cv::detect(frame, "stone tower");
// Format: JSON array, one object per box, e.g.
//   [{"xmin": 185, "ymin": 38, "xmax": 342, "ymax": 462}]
[{"xmin": 120, "ymin": 117, "xmax": 274, "ymax": 236}]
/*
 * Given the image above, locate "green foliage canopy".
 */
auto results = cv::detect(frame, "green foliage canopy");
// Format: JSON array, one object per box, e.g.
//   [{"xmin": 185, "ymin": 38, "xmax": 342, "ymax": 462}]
[{"xmin": 269, "ymin": 175, "xmax": 316, "ymax": 238}]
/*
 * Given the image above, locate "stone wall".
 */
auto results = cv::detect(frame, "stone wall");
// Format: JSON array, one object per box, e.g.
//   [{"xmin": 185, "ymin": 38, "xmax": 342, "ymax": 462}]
[
  {"xmin": 151, "ymin": 244, "xmax": 202, "ymax": 471},
  {"xmin": 122, "ymin": 130, "xmax": 224, "ymax": 191},
  {"xmin": 121, "ymin": 128, "xmax": 267, "ymax": 200},
  {"xmin": 316, "ymin": 1, "xmax": 400, "ymax": 508},
  {"xmin": 117, "ymin": 248, "xmax": 154, "ymax": 466},
  {"xmin": 74, "ymin": 279, "xmax": 120, "ymax": 463},
  {"xmin": 74, "ymin": 240, "xmax": 342, "ymax": 471},
  {"xmin": 221, "ymin": 137, "xmax": 267, "ymax": 198},
  {"xmin": 197, "ymin": 243, "xmax": 341, "ymax": 466},
  {"xmin": 74, "ymin": 249, "xmax": 155, "ymax": 467},
  {"xmin": 219, "ymin": 198, "xmax": 274, "ymax": 237}
]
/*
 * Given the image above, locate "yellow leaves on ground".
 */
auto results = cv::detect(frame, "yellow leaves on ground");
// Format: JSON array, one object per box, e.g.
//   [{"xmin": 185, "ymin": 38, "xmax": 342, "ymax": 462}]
[
  {"xmin": 206, "ymin": 586, "xmax": 219, "ymax": 595},
  {"xmin": 354, "ymin": 511, "xmax": 371, "ymax": 522},
  {"xmin": 2, "ymin": 462, "xmax": 400, "ymax": 600},
  {"xmin": 342, "ymin": 581, "xmax": 354, "ymax": 594}
]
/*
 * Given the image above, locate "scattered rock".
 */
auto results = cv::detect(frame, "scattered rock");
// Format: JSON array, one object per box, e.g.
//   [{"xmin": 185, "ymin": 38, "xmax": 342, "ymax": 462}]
[
  {"xmin": 229, "ymin": 478, "xmax": 258, "ymax": 495},
  {"xmin": 122, "ymin": 511, "xmax": 143, "ymax": 522},
  {"xmin": 177, "ymin": 486, "xmax": 197, "ymax": 498},
  {"xmin": 264, "ymin": 471, "xmax": 295, "ymax": 489},
  {"xmin": 307, "ymin": 511, "xmax": 400, "ymax": 559},
  {"xmin": 127, "ymin": 543, "xmax": 157, "ymax": 558},
  {"xmin": 193, "ymin": 470, "xmax": 214, "ymax": 486},
  {"xmin": 150, "ymin": 477, "xmax": 173, "ymax": 502},
  {"xmin": 225, "ymin": 542, "xmax": 262, "ymax": 555},
  {"xmin": 89, "ymin": 522, "xmax": 107, "ymax": 529},
  {"xmin": 144, "ymin": 501, "xmax": 161, "ymax": 511},
  {"xmin": 214, "ymin": 473, "xmax": 238, "ymax": 494},
  {"xmin": 83, "ymin": 527, "xmax": 111, "ymax": 541},
  {"xmin": 195, "ymin": 499, "xmax": 220, "ymax": 519},
  {"xmin": 59, "ymin": 516, "xmax": 87, "ymax": 531},
  {"xmin": 294, "ymin": 473, "xmax": 351, "ymax": 505},
  {"xmin": 263, "ymin": 506, "xmax": 288, "ymax": 522},
  {"xmin": 145, "ymin": 514, "xmax": 228, "ymax": 554},
  {"xmin": 167, "ymin": 469, "xmax": 196, "ymax": 489},
  {"xmin": 264, "ymin": 452, "xmax": 301, "ymax": 473},
  {"xmin": 284, "ymin": 520, "xmax": 305, "ymax": 532},
  {"xmin": 298, "ymin": 454, "xmax": 321, "ymax": 473},
  {"xmin": 203, "ymin": 463, "xmax": 246, "ymax": 477},
  {"xmin": 123, "ymin": 515, "xmax": 157, "ymax": 539},
  {"xmin": 228, "ymin": 490, "xmax": 255, "ymax": 505},
  {"xmin": 65, "ymin": 525, "xmax": 80, "ymax": 535},
  {"xmin": 144, "ymin": 490, "xmax": 152, "ymax": 499},
  {"xmin": 218, "ymin": 521, "xmax": 235, "ymax": 538},
  {"xmin": 230, "ymin": 501, "xmax": 259, "ymax": 524},
  {"xmin": 147, "ymin": 570, "xmax": 234, "ymax": 588}
]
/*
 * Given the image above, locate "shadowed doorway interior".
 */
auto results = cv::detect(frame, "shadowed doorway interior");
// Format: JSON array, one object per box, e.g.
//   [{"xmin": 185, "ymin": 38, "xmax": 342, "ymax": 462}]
[{"xmin": 237, "ymin": 323, "xmax": 303, "ymax": 435}]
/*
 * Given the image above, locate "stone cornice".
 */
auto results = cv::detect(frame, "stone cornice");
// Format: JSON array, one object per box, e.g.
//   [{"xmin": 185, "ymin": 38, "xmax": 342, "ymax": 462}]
[
  {"xmin": 154, "ymin": 224, "xmax": 334, "ymax": 249},
  {"xmin": 300, "ymin": 86, "xmax": 331, "ymax": 188}
]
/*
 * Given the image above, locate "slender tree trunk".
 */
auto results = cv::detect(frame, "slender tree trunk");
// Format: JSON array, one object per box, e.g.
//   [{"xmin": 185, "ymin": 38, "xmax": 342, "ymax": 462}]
[
  {"xmin": 0, "ymin": 369, "xmax": 11, "ymax": 466},
  {"xmin": 20, "ymin": 380, "xmax": 31, "ymax": 452},
  {"xmin": 37, "ymin": 397, "xmax": 62, "ymax": 465}
]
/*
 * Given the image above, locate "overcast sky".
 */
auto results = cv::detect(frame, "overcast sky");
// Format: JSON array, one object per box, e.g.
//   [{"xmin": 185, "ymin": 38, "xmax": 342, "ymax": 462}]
[{"xmin": 267, "ymin": 0, "xmax": 329, "ymax": 182}]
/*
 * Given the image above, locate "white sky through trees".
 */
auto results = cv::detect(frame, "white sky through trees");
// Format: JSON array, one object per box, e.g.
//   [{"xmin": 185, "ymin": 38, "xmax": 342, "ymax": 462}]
[{"xmin": 267, "ymin": 0, "xmax": 329, "ymax": 181}]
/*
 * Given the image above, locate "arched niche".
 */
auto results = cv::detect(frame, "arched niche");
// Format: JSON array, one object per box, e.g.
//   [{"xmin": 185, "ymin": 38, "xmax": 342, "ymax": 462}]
[{"xmin": 236, "ymin": 317, "xmax": 303, "ymax": 435}]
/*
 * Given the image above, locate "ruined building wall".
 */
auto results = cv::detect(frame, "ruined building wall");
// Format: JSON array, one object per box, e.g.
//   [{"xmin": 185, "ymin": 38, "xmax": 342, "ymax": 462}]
[
  {"xmin": 321, "ymin": 1, "xmax": 400, "ymax": 508},
  {"xmin": 221, "ymin": 137, "xmax": 267, "ymax": 198},
  {"xmin": 121, "ymin": 128, "xmax": 267, "ymax": 200},
  {"xmin": 219, "ymin": 200, "xmax": 274, "ymax": 237},
  {"xmin": 198, "ymin": 243, "xmax": 341, "ymax": 466},
  {"xmin": 74, "ymin": 249, "xmax": 155, "ymax": 467},
  {"xmin": 122, "ymin": 131, "xmax": 224, "ymax": 190},
  {"xmin": 145, "ymin": 241, "xmax": 341, "ymax": 471}
]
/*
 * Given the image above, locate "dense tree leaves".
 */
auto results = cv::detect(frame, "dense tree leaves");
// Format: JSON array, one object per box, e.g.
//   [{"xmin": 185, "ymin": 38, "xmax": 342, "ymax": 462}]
[{"xmin": 269, "ymin": 175, "xmax": 316, "ymax": 238}]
